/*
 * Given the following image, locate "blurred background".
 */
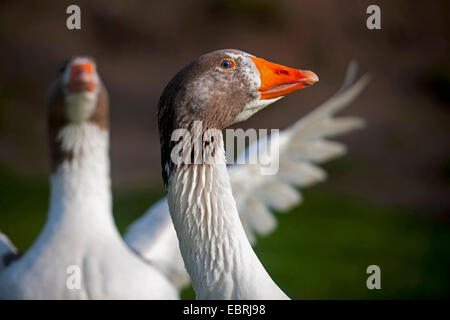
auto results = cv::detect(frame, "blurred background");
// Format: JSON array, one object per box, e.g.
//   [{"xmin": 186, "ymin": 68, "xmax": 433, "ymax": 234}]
[{"xmin": 0, "ymin": 0, "xmax": 449, "ymax": 299}]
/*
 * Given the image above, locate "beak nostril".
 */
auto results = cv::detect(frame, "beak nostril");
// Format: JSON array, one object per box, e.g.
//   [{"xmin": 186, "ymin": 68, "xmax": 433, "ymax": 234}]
[{"xmin": 279, "ymin": 69, "xmax": 289, "ymax": 76}]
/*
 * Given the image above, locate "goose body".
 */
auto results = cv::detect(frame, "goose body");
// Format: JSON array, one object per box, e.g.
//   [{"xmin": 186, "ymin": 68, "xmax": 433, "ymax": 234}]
[{"xmin": 0, "ymin": 58, "xmax": 177, "ymax": 299}]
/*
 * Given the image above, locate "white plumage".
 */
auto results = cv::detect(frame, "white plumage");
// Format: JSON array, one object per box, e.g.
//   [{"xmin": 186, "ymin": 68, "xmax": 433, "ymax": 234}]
[{"xmin": 0, "ymin": 123, "xmax": 178, "ymax": 299}]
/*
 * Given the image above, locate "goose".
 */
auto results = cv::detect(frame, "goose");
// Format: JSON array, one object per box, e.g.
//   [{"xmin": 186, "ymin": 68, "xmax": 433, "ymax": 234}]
[
  {"xmin": 124, "ymin": 60, "xmax": 368, "ymax": 292},
  {"xmin": 0, "ymin": 57, "xmax": 178, "ymax": 299},
  {"xmin": 124, "ymin": 62, "xmax": 370, "ymax": 291},
  {"xmin": 140, "ymin": 49, "xmax": 368, "ymax": 299}
]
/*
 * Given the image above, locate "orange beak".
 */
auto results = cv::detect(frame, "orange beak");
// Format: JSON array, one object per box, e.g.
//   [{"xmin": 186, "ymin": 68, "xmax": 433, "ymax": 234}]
[
  {"xmin": 68, "ymin": 62, "xmax": 97, "ymax": 93},
  {"xmin": 250, "ymin": 57, "xmax": 318, "ymax": 100}
]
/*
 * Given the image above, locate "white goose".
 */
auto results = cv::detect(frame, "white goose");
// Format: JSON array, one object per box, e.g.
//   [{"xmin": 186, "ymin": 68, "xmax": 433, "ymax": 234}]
[
  {"xmin": 137, "ymin": 49, "xmax": 369, "ymax": 299},
  {"xmin": 0, "ymin": 57, "xmax": 178, "ymax": 299},
  {"xmin": 124, "ymin": 60, "xmax": 368, "ymax": 293}
]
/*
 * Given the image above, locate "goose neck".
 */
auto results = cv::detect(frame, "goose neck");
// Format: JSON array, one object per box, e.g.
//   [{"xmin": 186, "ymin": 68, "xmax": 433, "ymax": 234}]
[
  {"xmin": 166, "ymin": 133, "xmax": 287, "ymax": 299},
  {"xmin": 47, "ymin": 122, "xmax": 112, "ymax": 228}
]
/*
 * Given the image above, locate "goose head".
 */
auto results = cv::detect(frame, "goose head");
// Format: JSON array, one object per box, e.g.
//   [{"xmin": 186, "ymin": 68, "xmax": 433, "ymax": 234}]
[
  {"xmin": 158, "ymin": 49, "xmax": 318, "ymax": 184},
  {"xmin": 47, "ymin": 57, "xmax": 108, "ymax": 129},
  {"xmin": 53, "ymin": 57, "xmax": 105, "ymax": 123},
  {"xmin": 47, "ymin": 57, "xmax": 109, "ymax": 170},
  {"xmin": 158, "ymin": 49, "xmax": 318, "ymax": 132}
]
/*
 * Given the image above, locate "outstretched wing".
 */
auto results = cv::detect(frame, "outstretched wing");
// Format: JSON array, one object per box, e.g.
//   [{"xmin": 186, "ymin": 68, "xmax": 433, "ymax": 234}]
[
  {"xmin": 230, "ymin": 65, "xmax": 370, "ymax": 243},
  {"xmin": 0, "ymin": 231, "xmax": 18, "ymax": 271},
  {"xmin": 125, "ymin": 64, "xmax": 369, "ymax": 289}
]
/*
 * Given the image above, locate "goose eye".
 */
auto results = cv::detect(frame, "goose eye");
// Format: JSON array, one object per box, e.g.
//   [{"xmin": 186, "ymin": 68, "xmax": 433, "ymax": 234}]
[{"xmin": 220, "ymin": 58, "xmax": 236, "ymax": 70}]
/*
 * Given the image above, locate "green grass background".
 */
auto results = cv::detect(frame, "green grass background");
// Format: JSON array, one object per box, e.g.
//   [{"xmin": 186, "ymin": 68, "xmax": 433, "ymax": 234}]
[{"xmin": 0, "ymin": 166, "xmax": 449, "ymax": 299}]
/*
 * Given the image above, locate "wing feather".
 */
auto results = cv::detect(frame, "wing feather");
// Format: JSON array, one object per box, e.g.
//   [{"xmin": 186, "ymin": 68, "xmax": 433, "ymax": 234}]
[{"xmin": 227, "ymin": 68, "xmax": 369, "ymax": 242}]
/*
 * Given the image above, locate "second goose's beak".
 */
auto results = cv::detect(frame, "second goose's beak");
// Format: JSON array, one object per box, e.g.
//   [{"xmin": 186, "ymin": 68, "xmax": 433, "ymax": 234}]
[
  {"xmin": 68, "ymin": 61, "xmax": 97, "ymax": 93},
  {"xmin": 251, "ymin": 57, "xmax": 319, "ymax": 100}
]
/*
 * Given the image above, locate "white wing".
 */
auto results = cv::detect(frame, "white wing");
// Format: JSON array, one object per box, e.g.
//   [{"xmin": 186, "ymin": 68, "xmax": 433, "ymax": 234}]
[
  {"xmin": 125, "ymin": 64, "xmax": 369, "ymax": 289},
  {"xmin": 125, "ymin": 199, "xmax": 190, "ymax": 290},
  {"xmin": 231, "ymin": 67, "xmax": 370, "ymax": 243},
  {"xmin": 0, "ymin": 231, "xmax": 18, "ymax": 271}
]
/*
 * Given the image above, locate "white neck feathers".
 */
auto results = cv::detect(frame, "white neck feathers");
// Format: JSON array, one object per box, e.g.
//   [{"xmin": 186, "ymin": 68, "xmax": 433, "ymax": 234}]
[
  {"xmin": 167, "ymin": 137, "xmax": 288, "ymax": 299},
  {"xmin": 47, "ymin": 123, "xmax": 113, "ymax": 229}
]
